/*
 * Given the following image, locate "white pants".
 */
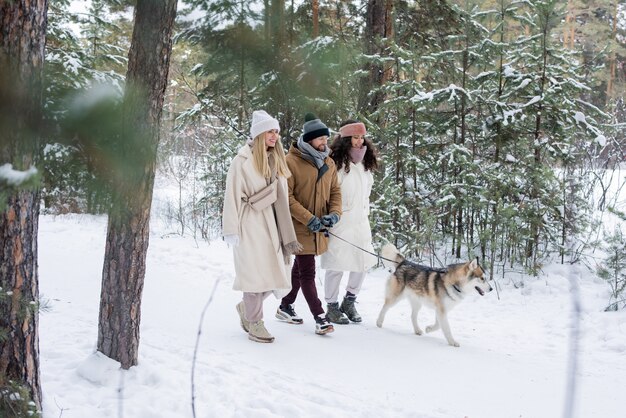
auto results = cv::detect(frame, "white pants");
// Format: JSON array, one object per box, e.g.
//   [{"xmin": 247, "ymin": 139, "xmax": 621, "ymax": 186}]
[
  {"xmin": 324, "ymin": 270, "xmax": 366, "ymax": 304},
  {"xmin": 242, "ymin": 291, "xmax": 272, "ymax": 322}
]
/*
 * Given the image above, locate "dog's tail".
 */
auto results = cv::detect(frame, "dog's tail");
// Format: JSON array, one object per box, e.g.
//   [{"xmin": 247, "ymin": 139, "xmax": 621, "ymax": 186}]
[{"xmin": 381, "ymin": 243, "xmax": 404, "ymax": 270}]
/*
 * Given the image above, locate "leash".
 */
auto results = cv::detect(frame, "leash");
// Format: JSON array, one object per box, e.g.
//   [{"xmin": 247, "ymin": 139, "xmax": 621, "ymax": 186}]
[
  {"xmin": 321, "ymin": 229, "xmax": 398, "ymax": 264},
  {"xmin": 322, "ymin": 230, "xmax": 457, "ymax": 275}
]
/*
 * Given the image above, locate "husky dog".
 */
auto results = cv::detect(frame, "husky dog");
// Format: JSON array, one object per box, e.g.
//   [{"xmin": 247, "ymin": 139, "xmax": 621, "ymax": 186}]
[{"xmin": 376, "ymin": 243, "xmax": 492, "ymax": 347}]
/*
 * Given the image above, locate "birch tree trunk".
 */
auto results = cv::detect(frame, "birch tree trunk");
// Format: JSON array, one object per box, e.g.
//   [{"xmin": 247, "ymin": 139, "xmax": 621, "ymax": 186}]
[
  {"xmin": 97, "ymin": 0, "xmax": 177, "ymax": 370},
  {"xmin": 0, "ymin": 0, "xmax": 48, "ymax": 409}
]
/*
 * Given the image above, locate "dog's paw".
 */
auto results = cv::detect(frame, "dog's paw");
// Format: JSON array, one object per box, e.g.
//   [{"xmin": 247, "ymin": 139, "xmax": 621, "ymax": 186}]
[
  {"xmin": 448, "ymin": 341, "xmax": 460, "ymax": 347},
  {"xmin": 376, "ymin": 320, "xmax": 383, "ymax": 328},
  {"xmin": 425, "ymin": 325, "xmax": 435, "ymax": 333},
  {"xmin": 414, "ymin": 328, "xmax": 423, "ymax": 335}
]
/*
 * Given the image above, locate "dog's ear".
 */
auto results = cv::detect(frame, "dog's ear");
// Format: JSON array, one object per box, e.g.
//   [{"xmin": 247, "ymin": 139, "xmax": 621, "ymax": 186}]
[{"xmin": 468, "ymin": 258, "xmax": 478, "ymax": 271}]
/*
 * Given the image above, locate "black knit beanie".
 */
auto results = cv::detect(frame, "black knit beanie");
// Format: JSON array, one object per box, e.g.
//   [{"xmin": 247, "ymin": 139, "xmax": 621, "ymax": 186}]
[{"xmin": 302, "ymin": 113, "xmax": 330, "ymax": 142}]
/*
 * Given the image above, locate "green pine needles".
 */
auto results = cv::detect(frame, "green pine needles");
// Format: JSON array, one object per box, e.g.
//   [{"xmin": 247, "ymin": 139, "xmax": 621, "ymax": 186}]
[
  {"xmin": 598, "ymin": 208, "xmax": 626, "ymax": 311},
  {"xmin": 0, "ymin": 379, "xmax": 40, "ymax": 418}
]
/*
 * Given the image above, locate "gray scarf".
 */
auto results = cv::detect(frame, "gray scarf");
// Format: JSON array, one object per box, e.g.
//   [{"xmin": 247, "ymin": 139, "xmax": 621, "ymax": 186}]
[{"xmin": 297, "ymin": 135, "xmax": 330, "ymax": 169}]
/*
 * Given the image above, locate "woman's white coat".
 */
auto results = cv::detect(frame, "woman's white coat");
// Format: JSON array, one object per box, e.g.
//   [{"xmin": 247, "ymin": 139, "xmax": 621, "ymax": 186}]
[{"xmin": 320, "ymin": 161, "xmax": 377, "ymax": 272}]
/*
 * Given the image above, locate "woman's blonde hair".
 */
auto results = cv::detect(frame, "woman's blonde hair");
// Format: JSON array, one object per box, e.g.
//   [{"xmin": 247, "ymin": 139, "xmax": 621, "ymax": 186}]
[{"xmin": 251, "ymin": 132, "xmax": 291, "ymax": 179}]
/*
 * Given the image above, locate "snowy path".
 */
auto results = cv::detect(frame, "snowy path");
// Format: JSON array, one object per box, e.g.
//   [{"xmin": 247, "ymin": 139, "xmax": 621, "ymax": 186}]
[{"xmin": 38, "ymin": 215, "xmax": 626, "ymax": 417}]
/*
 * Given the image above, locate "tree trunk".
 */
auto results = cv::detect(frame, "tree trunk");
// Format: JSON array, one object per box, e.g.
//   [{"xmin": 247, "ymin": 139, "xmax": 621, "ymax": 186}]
[
  {"xmin": 606, "ymin": 1, "xmax": 618, "ymax": 101},
  {"xmin": 97, "ymin": 0, "xmax": 177, "ymax": 370},
  {"xmin": 270, "ymin": 0, "xmax": 285, "ymax": 53},
  {"xmin": 0, "ymin": 0, "xmax": 48, "ymax": 410},
  {"xmin": 238, "ymin": 1, "xmax": 246, "ymax": 131},
  {"xmin": 312, "ymin": 0, "xmax": 319, "ymax": 38},
  {"xmin": 358, "ymin": 0, "xmax": 394, "ymax": 116},
  {"xmin": 526, "ymin": 16, "xmax": 549, "ymax": 264},
  {"xmin": 288, "ymin": 0, "xmax": 294, "ymax": 46},
  {"xmin": 563, "ymin": 0, "xmax": 573, "ymax": 49},
  {"xmin": 264, "ymin": 0, "xmax": 270, "ymax": 41}
]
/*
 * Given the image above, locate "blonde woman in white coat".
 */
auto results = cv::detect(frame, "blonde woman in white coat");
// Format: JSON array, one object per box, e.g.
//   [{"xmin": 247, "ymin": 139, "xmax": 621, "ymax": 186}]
[
  {"xmin": 222, "ymin": 110, "xmax": 302, "ymax": 343},
  {"xmin": 320, "ymin": 120, "xmax": 379, "ymax": 324}
]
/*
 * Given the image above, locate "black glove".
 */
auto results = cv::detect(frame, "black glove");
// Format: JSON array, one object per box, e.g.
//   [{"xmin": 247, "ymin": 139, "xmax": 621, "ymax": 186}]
[
  {"xmin": 321, "ymin": 213, "xmax": 340, "ymax": 228},
  {"xmin": 307, "ymin": 216, "xmax": 323, "ymax": 232}
]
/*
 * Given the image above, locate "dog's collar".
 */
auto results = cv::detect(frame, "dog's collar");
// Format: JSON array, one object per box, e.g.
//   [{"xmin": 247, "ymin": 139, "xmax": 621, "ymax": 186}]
[{"xmin": 452, "ymin": 284, "xmax": 462, "ymax": 293}]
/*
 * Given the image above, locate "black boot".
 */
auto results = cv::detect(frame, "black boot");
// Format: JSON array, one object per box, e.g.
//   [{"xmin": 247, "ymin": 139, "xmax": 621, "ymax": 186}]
[
  {"xmin": 340, "ymin": 294, "xmax": 362, "ymax": 323},
  {"xmin": 327, "ymin": 302, "xmax": 349, "ymax": 324}
]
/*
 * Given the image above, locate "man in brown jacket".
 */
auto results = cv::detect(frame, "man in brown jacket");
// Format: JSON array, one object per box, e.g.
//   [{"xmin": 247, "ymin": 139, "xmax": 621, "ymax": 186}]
[{"xmin": 275, "ymin": 113, "xmax": 342, "ymax": 335}]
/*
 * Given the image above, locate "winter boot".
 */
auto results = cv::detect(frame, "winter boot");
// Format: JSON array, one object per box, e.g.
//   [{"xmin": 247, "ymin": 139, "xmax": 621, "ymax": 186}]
[
  {"xmin": 275, "ymin": 304, "xmax": 304, "ymax": 324},
  {"xmin": 314, "ymin": 315, "xmax": 335, "ymax": 335},
  {"xmin": 340, "ymin": 295, "xmax": 362, "ymax": 323},
  {"xmin": 248, "ymin": 320, "xmax": 275, "ymax": 343},
  {"xmin": 326, "ymin": 302, "xmax": 349, "ymax": 324},
  {"xmin": 236, "ymin": 301, "xmax": 250, "ymax": 332}
]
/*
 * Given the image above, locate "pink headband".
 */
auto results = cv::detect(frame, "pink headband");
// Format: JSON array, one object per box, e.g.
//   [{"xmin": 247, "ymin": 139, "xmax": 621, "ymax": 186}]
[{"xmin": 339, "ymin": 122, "xmax": 366, "ymax": 138}]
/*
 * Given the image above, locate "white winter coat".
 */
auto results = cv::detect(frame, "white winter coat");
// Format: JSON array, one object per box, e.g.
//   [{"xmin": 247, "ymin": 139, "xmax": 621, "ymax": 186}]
[
  {"xmin": 320, "ymin": 161, "xmax": 377, "ymax": 272},
  {"xmin": 222, "ymin": 145, "xmax": 291, "ymax": 294}
]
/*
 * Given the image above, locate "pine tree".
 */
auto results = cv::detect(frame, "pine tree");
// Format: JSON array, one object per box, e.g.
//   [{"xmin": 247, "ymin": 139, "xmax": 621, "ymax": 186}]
[
  {"xmin": 370, "ymin": 0, "xmax": 608, "ymax": 273},
  {"xmin": 81, "ymin": 0, "xmax": 129, "ymax": 87},
  {"xmin": 560, "ymin": 0, "xmax": 626, "ymax": 104},
  {"xmin": 358, "ymin": 0, "xmax": 394, "ymax": 117},
  {"xmin": 97, "ymin": 0, "xmax": 178, "ymax": 370},
  {"xmin": 597, "ymin": 216, "xmax": 626, "ymax": 311},
  {"xmin": 501, "ymin": 0, "xmax": 606, "ymax": 269},
  {"xmin": 42, "ymin": 0, "xmax": 132, "ymax": 214},
  {"xmin": 0, "ymin": 0, "xmax": 48, "ymax": 410}
]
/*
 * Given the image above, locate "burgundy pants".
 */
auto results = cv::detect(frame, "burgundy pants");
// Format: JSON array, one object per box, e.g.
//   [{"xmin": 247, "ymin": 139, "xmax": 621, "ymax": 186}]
[{"xmin": 281, "ymin": 254, "xmax": 324, "ymax": 318}]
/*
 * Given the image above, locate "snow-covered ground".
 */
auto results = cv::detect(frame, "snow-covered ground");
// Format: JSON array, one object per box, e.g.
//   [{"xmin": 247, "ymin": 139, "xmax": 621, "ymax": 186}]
[{"xmin": 38, "ymin": 209, "xmax": 625, "ymax": 417}]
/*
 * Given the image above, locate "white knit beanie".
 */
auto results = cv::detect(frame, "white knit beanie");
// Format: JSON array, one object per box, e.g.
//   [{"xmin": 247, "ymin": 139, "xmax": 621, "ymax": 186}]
[{"xmin": 250, "ymin": 110, "xmax": 280, "ymax": 140}]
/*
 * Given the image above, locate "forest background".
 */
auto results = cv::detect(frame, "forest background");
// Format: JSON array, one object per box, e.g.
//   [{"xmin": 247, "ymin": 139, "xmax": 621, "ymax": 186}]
[
  {"xmin": 42, "ymin": 0, "xmax": 626, "ymax": 274},
  {"xmin": 2, "ymin": 0, "xmax": 626, "ymax": 414}
]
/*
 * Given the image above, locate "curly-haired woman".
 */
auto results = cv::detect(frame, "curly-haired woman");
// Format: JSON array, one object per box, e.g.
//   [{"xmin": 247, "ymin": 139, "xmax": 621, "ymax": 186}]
[{"xmin": 320, "ymin": 119, "xmax": 379, "ymax": 324}]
